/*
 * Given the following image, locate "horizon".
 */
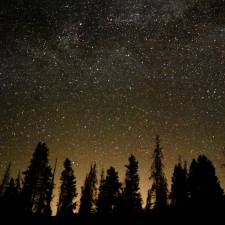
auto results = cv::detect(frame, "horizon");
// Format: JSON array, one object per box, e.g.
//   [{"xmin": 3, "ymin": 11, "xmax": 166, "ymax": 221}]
[{"xmin": 1, "ymin": 138, "xmax": 224, "ymax": 215}]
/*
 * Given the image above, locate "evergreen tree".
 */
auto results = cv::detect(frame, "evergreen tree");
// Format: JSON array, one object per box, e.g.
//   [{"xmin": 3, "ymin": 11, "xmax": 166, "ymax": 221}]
[
  {"xmin": 96, "ymin": 166, "xmax": 122, "ymax": 214},
  {"xmin": 4, "ymin": 178, "xmax": 17, "ymax": 196},
  {"xmin": 45, "ymin": 158, "xmax": 57, "ymax": 216},
  {"xmin": 122, "ymin": 154, "xmax": 142, "ymax": 213},
  {"xmin": 0, "ymin": 162, "xmax": 11, "ymax": 195},
  {"xmin": 170, "ymin": 161, "xmax": 188, "ymax": 209},
  {"xmin": 1, "ymin": 177, "xmax": 23, "ymax": 215},
  {"xmin": 15, "ymin": 171, "xmax": 22, "ymax": 193},
  {"xmin": 188, "ymin": 155, "xmax": 224, "ymax": 210},
  {"xmin": 2, "ymin": 178, "xmax": 17, "ymax": 212},
  {"xmin": 148, "ymin": 136, "xmax": 168, "ymax": 210},
  {"xmin": 79, "ymin": 163, "xmax": 98, "ymax": 215},
  {"xmin": 96, "ymin": 169, "xmax": 106, "ymax": 214},
  {"xmin": 57, "ymin": 158, "xmax": 77, "ymax": 216},
  {"xmin": 21, "ymin": 142, "xmax": 53, "ymax": 215}
]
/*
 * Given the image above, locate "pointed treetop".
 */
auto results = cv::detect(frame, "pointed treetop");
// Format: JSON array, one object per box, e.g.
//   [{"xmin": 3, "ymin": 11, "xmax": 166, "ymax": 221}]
[
  {"xmin": 156, "ymin": 135, "xmax": 160, "ymax": 147},
  {"xmin": 16, "ymin": 170, "xmax": 21, "ymax": 192},
  {"xmin": 0, "ymin": 162, "xmax": 11, "ymax": 194}
]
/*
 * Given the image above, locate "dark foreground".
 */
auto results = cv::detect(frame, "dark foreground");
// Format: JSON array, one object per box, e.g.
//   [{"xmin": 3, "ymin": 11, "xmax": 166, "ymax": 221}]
[{"xmin": 2, "ymin": 209, "xmax": 225, "ymax": 225}]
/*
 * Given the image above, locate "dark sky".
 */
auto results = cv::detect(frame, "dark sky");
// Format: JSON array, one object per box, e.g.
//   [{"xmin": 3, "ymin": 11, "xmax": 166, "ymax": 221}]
[{"xmin": 0, "ymin": 0, "xmax": 225, "ymax": 213}]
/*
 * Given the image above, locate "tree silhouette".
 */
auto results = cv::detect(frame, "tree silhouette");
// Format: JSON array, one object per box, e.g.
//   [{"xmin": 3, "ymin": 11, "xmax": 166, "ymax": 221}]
[
  {"xmin": 0, "ymin": 162, "xmax": 11, "ymax": 195},
  {"xmin": 45, "ymin": 158, "xmax": 57, "ymax": 216},
  {"xmin": 122, "ymin": 154, "xmax": 142, "ymax": 214},
  {"xmin": 96, "ymin": 169, "xmax": 106, "ymax": 214},
  {"xmin": 148, "ymin": 136, "xmax": 168, "ymax": 210},
  {"xmin": 0, "ymin": 174, "xmax": 23, "ymax": 216},
  {"xmin": 96, "ymin": 166, "xmax": 122, "ymax": 214},
  {"xmin": 15, "ymin": 171, "xmax": 22, "ymax": 193},
  {"xmin": 188, "ymin": 155, "xmax": 224, "ymax": 211},
  {"xmin": 170, "ymin": 161, "xmax": 188, "ymax": 209},
  {"xmin": 57, "ymin": 158, "xmax": 77, "ymax": 216},
  {"xmin": 1, "ymin": 178, "xmax": 17, "ymax": 213},
  {"xmin": 79, "ymin": 163, "xmax": 98, "ymax": 215},
  {"xmin": 21, "ymin": 142, "xmax": 53, "ymax": 215}
]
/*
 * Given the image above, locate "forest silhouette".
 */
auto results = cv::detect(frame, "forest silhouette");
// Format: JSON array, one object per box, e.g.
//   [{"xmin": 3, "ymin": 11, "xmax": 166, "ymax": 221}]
[{"xmin": 0, "ymin": 136, "xmax": 225, "ymax": 224}]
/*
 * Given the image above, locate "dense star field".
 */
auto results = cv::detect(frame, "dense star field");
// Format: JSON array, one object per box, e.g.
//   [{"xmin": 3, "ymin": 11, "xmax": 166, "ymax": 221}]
[{"xmin": 0, "ymin": 0, "xmax": 225, "ymax": 213}]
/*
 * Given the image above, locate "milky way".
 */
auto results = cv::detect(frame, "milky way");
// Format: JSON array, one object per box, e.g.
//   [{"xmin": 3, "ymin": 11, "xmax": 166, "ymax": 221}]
[{"xmin": 0, "ymin": 0, "xmax": 225, "ymax": 213}]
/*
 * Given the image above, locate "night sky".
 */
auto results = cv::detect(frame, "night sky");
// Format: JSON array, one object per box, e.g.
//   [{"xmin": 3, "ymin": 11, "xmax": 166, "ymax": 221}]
[{"xmin": 0, "ymin": 0, "xmax": 225, "ymax": 213}]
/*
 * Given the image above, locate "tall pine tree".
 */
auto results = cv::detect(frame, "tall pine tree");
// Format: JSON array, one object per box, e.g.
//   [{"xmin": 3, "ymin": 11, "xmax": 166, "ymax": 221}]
[
  {"xmin": 15, "ymin": 171, "xmax": 22, "ymax": 193},
  {"xmin": 0, "ymin": 162, "xmax": 11, "ymax": 195},
  {"xmin": 79, "ymin": 163, "xmax": 98, "ymax": 215},
  {"xmin": 148, "ymin": 136, "xmax": 168, "ymax": 210},
  {"xmin": 96, "ymin": 166, "xmax": 122, "ymax": 214},
  {"xmin": 0, "ymin": 174, "xmax": 22, "ymax": 215},
  {"xmin": 1, "ymin": 178, "xmax": 17, "ymax": 214},
  {"xmin": 96, "ymin": 169, "xmax": 106, "ymax": 214},
  {"xmin": 21, "ymin": 142, "xmax": 53, "ymax": 215},
  {"xmin": 122, "ymin": 154, "xmax": 142, "ymax": 214},
  {"xmin": 188, "ymin": 155, "xmax": 224, "ymax": 211},
  {"xmin": 170, "ymin": 161, "xmax": 188, "ymax": 209},
  {"xmin": 57, "ymin": 158, "xmax": 77, "ymax": 216}
]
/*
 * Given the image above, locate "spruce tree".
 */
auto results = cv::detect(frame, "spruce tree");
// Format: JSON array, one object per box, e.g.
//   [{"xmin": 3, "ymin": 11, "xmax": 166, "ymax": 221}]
[
  {"xmin": 96, "ymin": 167, "xmax": 122, "ymax": 214},
  {"xmin": 0, "ymin": 162, "xmax": 11, "ymax": 195},
  {"xmin": 170, "ymin": 161, "xmax": 188, "ymax": 209},
  {"xmin": 122, "ymin": 154, "xmax": 142, "ymax": 213},
  {"xmin": 2, "ymin": 178, "xmax": 17, "ymax": 213},
  {"xmin": 148, "ymin": 136, "xmax": 168, "ymax": 210},
  {"xmin": 57, "ymin": 158, "xmax": 77, "ymax": 216},
  {"xmin": 45, "ymin": 158, "xmax": 57, "ymax": 216},
  {"xmin": 1, "ymin": 175, "xmax": 23, "ymax": 215},
  {"xmin": 15, "ymin": 171, "xmax": 22, "ymax": 193},
  {"xmin": 4, "ymin": 178, "xmax": 17, "ymax": 196},
  {"xmin": 96, "ymin": 169, "xmax": 106, "ymax": 214},
  {"xmin": 21, "ymin": 142, "xmax": 53, "ymax": 215},
  {"xmin": 79, "ymin": 163, "xmax": 98, "ymax": 215},
  {"xmin": 188, "ymin": 155, "xmax": 224, "ymax": 210}
]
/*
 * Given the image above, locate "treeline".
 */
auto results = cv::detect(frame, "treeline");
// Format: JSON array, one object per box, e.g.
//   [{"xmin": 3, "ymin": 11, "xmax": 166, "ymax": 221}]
[{"xmin": 0, "ymin": 136, "xmax": 225, "ymax": 220}]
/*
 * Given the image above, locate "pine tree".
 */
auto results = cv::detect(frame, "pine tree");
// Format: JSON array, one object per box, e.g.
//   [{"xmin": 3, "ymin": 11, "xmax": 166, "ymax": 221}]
[
  {"xmin": 122, "ymin": 154, "xmax": 142, "ymax": 214},
  {"xmin": 21, "ymin": 142, "xmax": 53, "ymax": 215},
  {"xmin": 15, "ymin": 171, "xmax": 22, "ymax": 194},
  {"xmin": 0, "ymin": 162, "xmax": 11, "ymax": 195},
  {"xmin": 96, "ymin": 169, "xmax": 106, "ymax": 214},
  {"xmin": 96, "ymin": 167, "xmax": 122, "ymax": 214},
  {"xmin": 4, "ymin": 178, "xmax": 17, "ymax": 196},
  {"xmin": 2, "ymin": 178, "xmax": 17, "ymax": 213},
  {"xmin": 45, "ymin": 158, "xmax": 57, "ymax": 216},
  {"xmin": 148, "ymin": 136, "xmax": 168, "ymax": 210},
  {"xmin": 57, "ymin": 158, "xmax": 77, "ymax": 216},
  {"xmin": 79, "ymin": 163, "xmax": 98, "ymax": 215},
  {"xmin": 188, "ymin": 155, "xmax": 224, "ymax": 211},
  {"xmin": 170, "ymin": 161, "xmax": 188, "ymax": 209},
  {"xmin": 1, "ymin": 177, "xmax": 23, "ymax": 215}
]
